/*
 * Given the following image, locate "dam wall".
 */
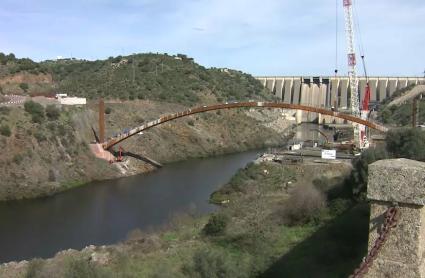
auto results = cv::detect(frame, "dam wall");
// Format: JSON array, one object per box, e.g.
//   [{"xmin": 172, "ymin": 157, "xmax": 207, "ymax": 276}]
[{"xmin": 256, "ymin": 76, "xmax": 425, "ymax": 123}]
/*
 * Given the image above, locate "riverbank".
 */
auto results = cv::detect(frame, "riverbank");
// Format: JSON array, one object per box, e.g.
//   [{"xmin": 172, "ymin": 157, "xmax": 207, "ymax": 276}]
[
  {"xmin": 0, "ymin": 158, "xmax": 368, "ymax": 277},
  {"xmin": 0, "ymin": 100, "xmax": 293, "ymax": 201}
]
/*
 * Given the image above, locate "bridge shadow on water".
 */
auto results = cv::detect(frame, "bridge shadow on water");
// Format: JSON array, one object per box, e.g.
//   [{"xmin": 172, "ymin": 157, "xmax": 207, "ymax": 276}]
[
  {"xmin": 122, "ymin": 151, "xmax": 163, "ymax": 168},
  {"xmin": 259, "ymin": 203, "xmax": 370, "ymax": 278},
  {"xmin": 110, "ymin": 149, "xmax": 163, "ymax": 168}
]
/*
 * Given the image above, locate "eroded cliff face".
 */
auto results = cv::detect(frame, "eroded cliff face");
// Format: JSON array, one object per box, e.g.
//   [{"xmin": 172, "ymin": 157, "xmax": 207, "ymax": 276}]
[
  {"xmin": 0, "ymin": 72, "xmax": 53, "ymax": 85},
  {"xmin": 0, "ymin": 100, "xmax": 293, "ymax": 200},
  {"xmin": 0, "ymin": 72, "xmax": 54, "ymax": 96}
]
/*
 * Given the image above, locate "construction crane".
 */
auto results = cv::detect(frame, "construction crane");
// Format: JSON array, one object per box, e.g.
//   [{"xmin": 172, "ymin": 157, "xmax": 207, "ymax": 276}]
[
  {"xmin": 360, "ymin": 55, "xmax": 371, "ymax": 148},
  {"xmin": 342, "ymin": 0, "xmax": 363, "ymax": 149}
]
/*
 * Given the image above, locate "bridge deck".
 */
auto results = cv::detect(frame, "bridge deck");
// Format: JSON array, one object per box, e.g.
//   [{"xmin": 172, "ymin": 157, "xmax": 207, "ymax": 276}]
[{"xmin": 103, "ymin": 102, "xmax": 387, "ymax": 150}]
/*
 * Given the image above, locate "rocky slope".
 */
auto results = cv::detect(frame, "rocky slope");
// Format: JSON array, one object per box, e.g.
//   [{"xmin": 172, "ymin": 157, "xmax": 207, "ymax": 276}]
[{"xmin": 0, "ymin": 100, "xmax": 293, "ymax": 201}]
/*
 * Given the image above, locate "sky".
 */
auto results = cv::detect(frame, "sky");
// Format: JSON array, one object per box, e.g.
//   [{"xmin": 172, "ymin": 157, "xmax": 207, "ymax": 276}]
[{"xmin": 1, "ymin": 0, "xmax": 424, "ymax": 77}]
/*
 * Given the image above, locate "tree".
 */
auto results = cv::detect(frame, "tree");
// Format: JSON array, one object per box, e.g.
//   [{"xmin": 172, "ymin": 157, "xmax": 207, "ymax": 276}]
[
  {"xmin": 19, "ymin": 83, "xmax": 29, "ymax": 92},
  {"xmin": 45, "ymin": 104, "xmax": 60, "ymax": 120},
  {"xmin": 105, "ymin": 107, "xmax": 112, "ymax": 114},
  {"xmin": 24, "ymin": 101, "xmax": 45, "ymax": 123},
  {"xmin": 203, "ymin": 213, "xmax": 229, "ymax": 236},
  {"xmin": 0, "ymin": 125, "xmax": 11, "ymax": 137},
  {"xmin": 386, "ymin": 128, "xmax": 425, "ymax": 161},
  {"xmin": 183, "ymin": 249, "xmax": 242, "ymax": 278},
  {"xmin": 0, "ymin": 53, "xmax": 6, "ymax": 65},
  {"xmin": 6, "ymin": 53, "xmax": 15, "ymax": 61}
]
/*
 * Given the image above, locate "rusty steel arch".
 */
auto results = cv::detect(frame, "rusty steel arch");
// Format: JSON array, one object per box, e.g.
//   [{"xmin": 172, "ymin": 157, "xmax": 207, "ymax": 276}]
[{"xmin": 103, "ymin": 102, "xmax": 388, "ymax": 150}]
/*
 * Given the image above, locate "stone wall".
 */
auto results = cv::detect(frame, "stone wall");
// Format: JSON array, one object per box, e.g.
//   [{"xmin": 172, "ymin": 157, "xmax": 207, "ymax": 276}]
[{"xmin": 365, "ymin": 158, "xmax": 425, "ymax": 278}]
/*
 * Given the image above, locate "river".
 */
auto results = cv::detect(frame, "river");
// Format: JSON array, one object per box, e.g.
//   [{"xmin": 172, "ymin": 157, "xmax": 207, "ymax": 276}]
[
  {"xmin": 0, "ymin": 150, "xmax": 261, "ymax": 263},
  {"xmin": 0, "ymin": 123, "xmax": 332, "ymax": 263}
]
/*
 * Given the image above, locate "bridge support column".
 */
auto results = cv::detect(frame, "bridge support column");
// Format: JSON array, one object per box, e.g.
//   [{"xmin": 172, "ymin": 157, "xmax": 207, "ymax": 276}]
[
  {"xmin": 364, "ymin": 159, "xmax": 425, "ymax": 277},
  {"xmin": 99, "ymin": 98, "xmax": 105, "ymax": 143}
]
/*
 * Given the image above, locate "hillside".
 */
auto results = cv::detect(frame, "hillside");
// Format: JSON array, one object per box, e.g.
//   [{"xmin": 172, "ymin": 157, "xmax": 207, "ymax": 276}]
[
  {"xmin": 0, "ymin": 52, "xmax": 271, "ymax": 105},
  {"xmin": 47, "ymin": 54, "xmax": 270, "ymax": 104},
  {"xmin": 0, "ymin": 100, "xmax": 292, "ymax": 201},
  {"xmin": 378, "ymin": 85, "xmax": 425, "ymax": 126},
  {"xmin": 0, "ymin": 52, "xmax": 292, "ymax": 200}
]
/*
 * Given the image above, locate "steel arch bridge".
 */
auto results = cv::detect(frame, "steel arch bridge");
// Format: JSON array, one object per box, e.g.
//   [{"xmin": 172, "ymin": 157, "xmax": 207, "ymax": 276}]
[{"xmin": 103, "ymin": 101, "xmax": 388, "ymax": 150}]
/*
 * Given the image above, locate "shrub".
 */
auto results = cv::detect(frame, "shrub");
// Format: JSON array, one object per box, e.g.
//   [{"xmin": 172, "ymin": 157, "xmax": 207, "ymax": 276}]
[
  {"xmin": 13, "ymin": 154, "xmax": 24, "ymax": 164},
  {"xmin": 34, "ymin": 131, "xmax": 47, "ymax": 142},
  {"xmin": 203, "ymin": 213, "xmax": 229, "ymax": 236},
  {"xmin": 386, "ymin": 128, "xmax": 425, "ymax": 161},
  {"xmin": 0, "ymin": 106, "xmax": 10, "ymax": 115},
  {"xmin": 283, "ymin": 185, "xmax": 326, "ymax": 226},
  {"xmin": 183, "ymin": 249, "xmax": 244, "ymax": 278},
  {"xmin": 24, "ymin": 101, "xmax": 45, "ymax": 123},
  {"xmin": 349, "ymin": 145, "xmax": 389, "ymax": 195},
  {"xmin": 19, "ymin": 82, "xmax": 29, "ymax": 91},
  {"xmin": 25, "ymin": 258, "xmax": 45, "ymax": 278},
  {"xmin": 187, "ymin": 119, "xmax": 195, "ymax": 126},
  {"xmin": 63, "ymin": 257, "xmax": 109, "ymax": 278},
  {"xmin": 45, "ymin": 104, "xmax": 60, "ymax": 120},
  {"xmin": 0, "ymin": 124, "xmax": 11, "ymax": 137},
  {"xmin": 105, "ymin": 107, "xmax": 112, "ymax": 114}
]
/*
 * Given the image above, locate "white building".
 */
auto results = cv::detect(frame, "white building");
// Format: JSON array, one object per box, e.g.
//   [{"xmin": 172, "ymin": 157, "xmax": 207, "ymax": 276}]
[
  {"xmin": 59, "ymin": 97, "xmax": 86, "ymax": 105},
  {"xmin": 55, "ymin": 93, "xmax": 68, "ymax": 99}
]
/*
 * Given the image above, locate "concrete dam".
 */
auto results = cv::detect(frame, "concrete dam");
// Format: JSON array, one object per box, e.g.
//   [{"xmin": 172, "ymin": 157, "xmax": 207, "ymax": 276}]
[{"xmin": 256, "ymin": 76, "xmax": 425, "ymax": 123}]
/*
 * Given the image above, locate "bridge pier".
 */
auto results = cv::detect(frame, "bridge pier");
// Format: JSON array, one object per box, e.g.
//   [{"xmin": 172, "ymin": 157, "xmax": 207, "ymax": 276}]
[{"xmin": 364, "ymin": 159, "xmax": 425, "ymax": 277}]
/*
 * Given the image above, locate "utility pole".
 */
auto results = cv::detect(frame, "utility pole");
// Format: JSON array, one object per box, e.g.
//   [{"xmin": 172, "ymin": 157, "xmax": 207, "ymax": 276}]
[
  {"xmin": 412, "ymin": 98, "xmax": 418, "ymax": 128},
  {"xmin": 132, "ymin": 59, "xmax": 135, "ymax": 84},
  {"xmin": 99, "ymin": 98, "xmax": 105, "ymax": 143}
]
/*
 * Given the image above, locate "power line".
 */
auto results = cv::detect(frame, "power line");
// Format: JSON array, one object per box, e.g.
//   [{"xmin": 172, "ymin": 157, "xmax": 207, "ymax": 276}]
[{"xmin": 353, "ymin": 0, "xmax": 365, "ymax": 58}]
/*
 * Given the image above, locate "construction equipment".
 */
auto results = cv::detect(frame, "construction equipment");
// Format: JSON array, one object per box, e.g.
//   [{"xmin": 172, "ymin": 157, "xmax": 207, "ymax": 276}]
[
  {"xmin": 342, "ymin": 0, "xmax": 369, "ymax": 149},
  {"xmin": 360, "ymin": 56, "xmax": 371, "ymax": 149},
  {"xmin": 342, "ymin": 0, "xmax": 361, "ymax": 149}
]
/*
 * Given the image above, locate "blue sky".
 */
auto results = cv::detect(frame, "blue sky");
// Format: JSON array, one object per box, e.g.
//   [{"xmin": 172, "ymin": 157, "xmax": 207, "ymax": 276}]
[{"xmin": 1, "ymin": 0, "xmax": 424, "ymax": 76}]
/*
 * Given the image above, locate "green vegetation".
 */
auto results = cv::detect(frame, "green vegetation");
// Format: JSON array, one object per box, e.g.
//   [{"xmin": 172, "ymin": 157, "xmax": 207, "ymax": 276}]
[
  {"xmin": 19, "ymin": 82, "xmax": 29, "ymax": 91},
  {"xmin": 45, "ymin": 104, "xmax": 61, "ymax": 120},
  {"xmin": 183, "ymin": 249, "xmax": 245, "ymax": 278},
  {"xmin": 386, "ymin": 128, "xmax": 425, "ymax": 160},
  {"xmin": 349, "ymin": 128, "xmax": 425, "ymax": 196},
  {"xmin": 0, "ymin": 124, "xmax": 11, "ymax": 137},
  {"xmin": 63, "ymin": 257, "xmax": 109, "ymax": 278},
  {"xmin": 24, "ymin": 259, "xmax": 45, "ymax": 278},
  {"xmin": 18, "ymin": 161, "xmax": 362, "ymax": 277},
  {"xmin": 24, "ymin": 101, "xmax": 45, "ymax": 123},
  {"xmin": 46, "ymin": 54, "xmax": 269, "ymax": 104},
  {"xmin": 203, "ymin": 213, "xmax": 229, "ymax": 236},
  {"xmin": 379, "ymin": 101, "xmax": 425, "ymax": 126},
  {"xmin": 1, "ymin": 52, "xmax": 270, "ymax": 104},
  {"xmin": 104, "ymin": 107, "xmax": 112, "ymax": 114},
  {"xmin": 0, "ymin": 107, "xmax": 10, "ymax": 115},
  {"xmin": 0, "ymin": 52, "xmax": 48, "ymax": 76},
  {"xmin": 378, "ymin": 84, "xmax": 423, "ymax": 126}
]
